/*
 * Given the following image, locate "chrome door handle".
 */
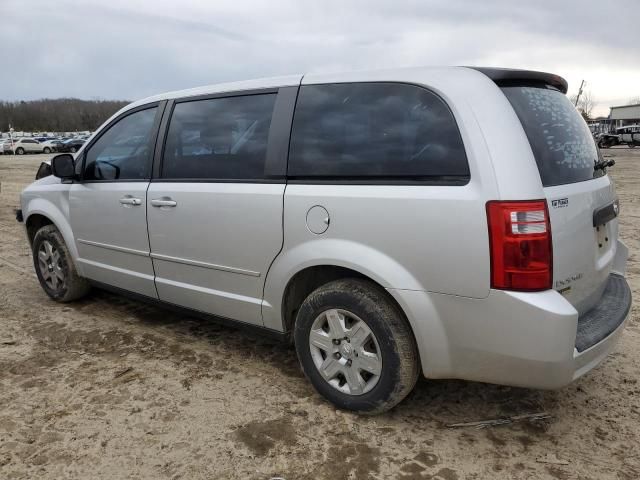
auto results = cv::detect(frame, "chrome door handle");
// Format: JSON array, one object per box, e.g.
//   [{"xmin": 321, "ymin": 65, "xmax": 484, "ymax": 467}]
[
  {"xmin": 119, "ymin": 197, "xmax": 142, "ymax": 206},
  {"xmin": 151, "ymin": 198, "xmax": 177, "ymax": 207}
]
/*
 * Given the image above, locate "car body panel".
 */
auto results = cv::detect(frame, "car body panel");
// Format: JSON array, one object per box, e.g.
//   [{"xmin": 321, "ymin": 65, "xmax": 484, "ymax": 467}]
[
  {"xmin": 20, "ymin": 177, "xmax": 79, "ymax": 265},
  {"xmin": 69, "ymin": 182, "xmax": 157, "ymax": 298},
  {"xmin": 147, "ymin": 182, "xmax": 285, "ymax": 325},
  {"xmin": 544, "ymin": 177, "xmax": 618, "ymax": 315}
]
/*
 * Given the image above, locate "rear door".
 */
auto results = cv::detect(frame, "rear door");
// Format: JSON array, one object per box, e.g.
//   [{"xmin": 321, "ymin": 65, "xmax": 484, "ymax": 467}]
[
  {"xmin": 146, "ymin": 88, "xmax": 296, "ymax": 325},
  {"xmin": 502, "ymin": 85, "xmax": 618, "ymax": 314}
]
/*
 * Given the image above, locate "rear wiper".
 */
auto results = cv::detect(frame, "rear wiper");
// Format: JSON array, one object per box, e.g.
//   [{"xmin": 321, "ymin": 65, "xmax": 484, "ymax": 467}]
[{"xmin": 594, "ymin": 158, "xmax": 615, "ymax": 171}]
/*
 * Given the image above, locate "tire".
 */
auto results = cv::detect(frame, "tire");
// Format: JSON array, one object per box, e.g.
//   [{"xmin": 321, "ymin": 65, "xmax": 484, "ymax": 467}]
[
  {"xmin": 32, "ymin": 224, "xmax": 90, "ymax": 302},
  {"xmin": 294, "ymin": 278, "xmax": 419, "ymax": 414},
  {"xmin": 630, "ymin": 144, "xmax": 636, "ymax": 148},
  {"xmin": 70, "ymin": 147, "xmax": 77, "ymax": 153},
  {"xmin": 15, "ymin": 147, "xmax": 24, "ymax": 155},
  {"xmin": 43, "ymin": 147, "xmax": 51, "ymax": 153}
]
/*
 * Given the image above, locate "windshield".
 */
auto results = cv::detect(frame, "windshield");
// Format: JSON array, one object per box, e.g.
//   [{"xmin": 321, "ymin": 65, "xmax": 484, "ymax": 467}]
[{"xmin": 501, "ymin": 85, "xmax": 603, "ymax": 187}]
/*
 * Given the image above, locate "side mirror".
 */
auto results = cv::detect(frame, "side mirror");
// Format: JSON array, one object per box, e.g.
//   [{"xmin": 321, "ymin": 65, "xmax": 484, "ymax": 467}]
[
  {"xmin": 35, "ymin": 161, "xmax": 52, "ymax": 180},
  {"xmin": 51, "ymin": 154, "xmax": 76, "ymax": 180}
]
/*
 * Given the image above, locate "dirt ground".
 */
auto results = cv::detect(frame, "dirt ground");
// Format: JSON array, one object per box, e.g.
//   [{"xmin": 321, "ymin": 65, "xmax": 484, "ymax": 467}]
[{"xmin": 0, "ymin": 148, "xmax": 638, "ymax": 480}]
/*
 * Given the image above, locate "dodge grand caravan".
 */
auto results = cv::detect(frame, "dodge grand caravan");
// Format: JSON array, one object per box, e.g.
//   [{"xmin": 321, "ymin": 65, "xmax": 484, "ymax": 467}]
[{"xmin": 18, "ymin": 67, "xmax": 631, "ymax": 413}]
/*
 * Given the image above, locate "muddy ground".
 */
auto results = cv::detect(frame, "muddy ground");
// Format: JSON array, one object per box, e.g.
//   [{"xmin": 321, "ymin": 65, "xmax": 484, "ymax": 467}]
[{"xmin": 0, "ymin": 148, "xmax": 638, "ymax": 480}]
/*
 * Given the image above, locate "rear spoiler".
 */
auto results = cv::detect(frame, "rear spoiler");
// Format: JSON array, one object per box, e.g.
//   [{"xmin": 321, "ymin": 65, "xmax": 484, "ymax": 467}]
[{"xmin": 467, "ymin": 67, "xmax": 568, "ymax": 94}]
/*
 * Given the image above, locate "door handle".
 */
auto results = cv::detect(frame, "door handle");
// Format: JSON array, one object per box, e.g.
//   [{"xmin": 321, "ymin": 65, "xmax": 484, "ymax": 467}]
[
  {"xmin": 119, "ymin": 196, "xmax": 142, "ymax": 206},
  {"xmin": 151, "ymin": 198, "xmax": 177, "ymax": 207}
]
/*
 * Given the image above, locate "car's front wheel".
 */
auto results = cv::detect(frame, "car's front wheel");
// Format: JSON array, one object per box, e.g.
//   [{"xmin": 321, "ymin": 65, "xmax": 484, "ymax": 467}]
[
  {"xmin": 294, "ymin": 278, "xmax": 419, "ymax": 414},
  {"xmin": 32, "ymin": 224, "xmax": 90, "ymax": 302},
  {"xmin": 70, "ymin": 147, "xmax": 77, "ymax": 153}
]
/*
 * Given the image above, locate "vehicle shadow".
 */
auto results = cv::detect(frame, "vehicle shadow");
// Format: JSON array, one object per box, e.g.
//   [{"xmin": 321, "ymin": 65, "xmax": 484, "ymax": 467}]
[{"xmin": 77, "ymin": 287, "xmax": 559, "ymax": 427}]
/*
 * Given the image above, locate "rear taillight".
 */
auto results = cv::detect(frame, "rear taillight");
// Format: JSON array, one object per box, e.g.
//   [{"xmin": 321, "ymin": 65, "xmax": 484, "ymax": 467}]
[{"xmin": 486, "ymin": 200, "xmax": 552, "ymax": 291}]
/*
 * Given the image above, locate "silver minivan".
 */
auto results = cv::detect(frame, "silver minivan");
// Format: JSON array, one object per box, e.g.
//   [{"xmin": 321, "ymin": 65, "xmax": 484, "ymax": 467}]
[{"xmin": 18, "ymin": 67, "xmax": 631, "ymax": 413}]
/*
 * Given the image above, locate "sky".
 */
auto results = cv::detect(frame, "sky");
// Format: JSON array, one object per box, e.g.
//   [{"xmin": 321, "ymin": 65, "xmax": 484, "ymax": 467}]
[{"xmin": 2, "ymin": 0, "xmax": 639, "ymax": 117}]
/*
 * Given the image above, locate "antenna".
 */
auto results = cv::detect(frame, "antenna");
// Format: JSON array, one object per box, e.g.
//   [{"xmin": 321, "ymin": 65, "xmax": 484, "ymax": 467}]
[{"xmin": 574, "ymin": 79, "xmax": 585, "ymax": 107}]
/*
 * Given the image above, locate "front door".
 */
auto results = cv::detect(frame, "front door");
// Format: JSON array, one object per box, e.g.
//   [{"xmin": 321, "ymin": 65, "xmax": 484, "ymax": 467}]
[
  {"xmin": 69, "ymin": 105, "xmax": 163, "ymax": 298},
  {"xmin": 147, "ymin": 91, "xmax": 289, "ymax": 325}
]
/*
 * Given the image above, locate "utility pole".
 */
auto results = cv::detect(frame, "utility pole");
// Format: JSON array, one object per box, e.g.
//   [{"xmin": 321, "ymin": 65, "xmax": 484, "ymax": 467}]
[{"xmin": 575, "ymin": 80, "xmax": 585, "ymax": 107}]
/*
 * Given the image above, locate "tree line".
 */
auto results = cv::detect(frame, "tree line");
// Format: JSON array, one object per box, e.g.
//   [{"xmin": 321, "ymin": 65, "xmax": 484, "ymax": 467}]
[{"xmin": 0, "ymin": 98, "xmax": 129, "ymax": 133}]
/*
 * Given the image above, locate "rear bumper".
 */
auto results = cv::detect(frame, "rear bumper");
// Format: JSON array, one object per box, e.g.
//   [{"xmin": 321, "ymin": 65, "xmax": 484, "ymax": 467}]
[
  {"xmin": 391, "ymin": 274, "xmax": 631, "ymax": 390},
  {"xmin": 575, "ymin": 274, "xmax": 631, "ymax": 352}
]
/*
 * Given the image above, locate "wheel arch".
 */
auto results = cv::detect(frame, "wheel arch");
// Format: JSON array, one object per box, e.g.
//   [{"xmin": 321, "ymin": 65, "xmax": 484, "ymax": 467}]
[
  {"xmin": 262, "ymin": 240, "xmax": 452, "ymax": 377},
  {"xmin": 272, "ymin": 262, "xmax": 448, "ymax": 378},
  {"xmin": 26, "ymin": 213, "xmax": 53, "ymax": 246},
  {"xmin": 23, "ymin": 199, "xmax": 81, "ymax": 271},
  {"xmin": 281, "ymin": 265, "xmax": 371, "ymax": 333},
  {"xmin": 263, "ymin": 239, "xmax": 424, "ymax": 329}
]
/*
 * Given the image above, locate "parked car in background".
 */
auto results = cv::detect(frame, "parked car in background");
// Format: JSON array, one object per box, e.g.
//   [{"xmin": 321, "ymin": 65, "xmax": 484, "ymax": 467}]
[
  {"xmin": 597, "ymin": 126, "xmax": 640, "ymax": 148},
  {"xmin": 3, "ymin": 138, "xmax": 45, "ymax": 155},
  {"xmin": 618, "ymin": 125, "xmax": 640, "ymax": 148},
  {"xmin": 39, "ymin": 139, "xmax": 62, "ymax": 153},
  {"xmin": 56, "ymin": 138, "xmax": 85, "ymax": 153},
  {"xmin": 597, "ymin": 132, "xmax": 620, "ymax": 149},
  {"xmin": 17, "ymin": 67, "xmax": 631, "ymax": 413},
  {"xmin": 0, "ymin": 139, "xmax": 11, "ymax": 154}
]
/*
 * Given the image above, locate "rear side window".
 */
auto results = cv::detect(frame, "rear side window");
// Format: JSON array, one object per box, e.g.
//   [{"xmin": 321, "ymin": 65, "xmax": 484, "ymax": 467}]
[
  {"xmin": 288, "ymin": 83, "xmax": 469, "ymax": 182},
  {"xmin": 501, "ymin": 86, "xmax": 602, "ymax": 187},
  {"xmin": 162, "ymin": 94, "xmax": 276, "ymax": 180}
]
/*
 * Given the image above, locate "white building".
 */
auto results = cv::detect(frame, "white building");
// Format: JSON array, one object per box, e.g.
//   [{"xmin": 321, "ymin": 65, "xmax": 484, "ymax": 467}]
[{"xmin": 610, "ymin": 103, "xmax": 640, "ymax": 128}]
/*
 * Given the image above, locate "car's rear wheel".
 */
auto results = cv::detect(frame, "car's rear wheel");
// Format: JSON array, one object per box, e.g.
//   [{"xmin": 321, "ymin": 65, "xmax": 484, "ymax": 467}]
[
  {"xmin": 294, "ymin": 278, "xmax": 419, "ymax": 414},
  {"xmin": 70, "ymin": 147, "xmax": 77, "ymax": 153},
  {"xmin": 43, "ymin": 147, "xmax": 51, "ymax": 153},
  {"xmin": 32, "ymin": 224, "xmax": 90, "ymax": 302},
  {"xmin": 15, "ymin": 147, "xmax": 24, "ymax": 155}
]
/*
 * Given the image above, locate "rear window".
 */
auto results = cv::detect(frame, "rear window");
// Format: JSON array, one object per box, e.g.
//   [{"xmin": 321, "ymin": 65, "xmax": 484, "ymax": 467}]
[
  {"xmin": 501, "ymin": 86, "xmax": 602, "ymax": 187},
  {"xmin": 288, "ymin": 83, "xmax": 469, "ymax": 183}
]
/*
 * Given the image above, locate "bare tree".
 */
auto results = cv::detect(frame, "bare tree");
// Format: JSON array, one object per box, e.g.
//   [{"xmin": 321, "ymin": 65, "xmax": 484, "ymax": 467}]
[
  {"xmin": 0, "ymin": 98, "xmax": 129, "ymax": 132},
  {"xmin": 570, "ymin": 90, "xmax": 596, "ymax": 120},
  {"xmin": 579, "ymin": 90, "xmax": 596, "ymax": 120},
  {"xmin": 628, "ymin": 97, "xmax": 640, "ymax": 105}
]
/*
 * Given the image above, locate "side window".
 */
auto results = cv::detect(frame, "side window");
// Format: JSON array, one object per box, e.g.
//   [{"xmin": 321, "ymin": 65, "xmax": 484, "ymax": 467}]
[
  {"xmin": 288, "ymin": 83, "xmax": 469, "ymax": 181},
  {"xmin": 83, "ymin": 107, "xmax": 158, "ymax": 181},
  {"xmin": 162, "ymin": 94, "xmax": 276, "ymax": 180}
]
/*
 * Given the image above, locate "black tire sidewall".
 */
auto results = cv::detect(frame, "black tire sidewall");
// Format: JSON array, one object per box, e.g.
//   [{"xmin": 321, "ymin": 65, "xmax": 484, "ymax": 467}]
[
  {"xmin": 16, "ymin": 148, "xmax": 24, "ymax": 155},
  {"xmin": 294, "ymin": 283, "xmax": 408, "ymax": 412},
  {"xmin": 32, "ymin": 227, "xmax": 73, "ymax": 301}
]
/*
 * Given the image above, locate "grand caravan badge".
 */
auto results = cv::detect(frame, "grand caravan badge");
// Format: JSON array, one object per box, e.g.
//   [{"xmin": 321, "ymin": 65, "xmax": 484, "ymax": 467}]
[{"xmin": 551, "ymin": 198, "xmax": 569, "ymax": 208}]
